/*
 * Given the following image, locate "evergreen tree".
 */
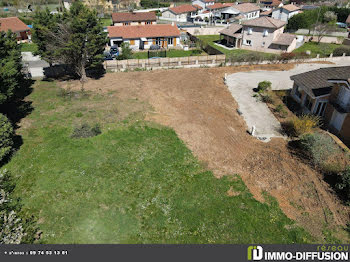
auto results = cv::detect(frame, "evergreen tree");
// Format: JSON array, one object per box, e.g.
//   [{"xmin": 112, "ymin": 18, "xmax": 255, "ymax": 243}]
[
  {"xmin": 33, "ymin": 1, "xmax": 107, "ymax": 83},
  {"xmin": 0, "ymin": 31, "xmax": 24, "ymax": 105}
]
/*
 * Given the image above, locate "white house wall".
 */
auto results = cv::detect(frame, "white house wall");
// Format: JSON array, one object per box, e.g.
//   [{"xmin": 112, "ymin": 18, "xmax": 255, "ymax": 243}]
[{"xmin": 161, "ymin": 10, "xmax": 188, "ymax": 22}]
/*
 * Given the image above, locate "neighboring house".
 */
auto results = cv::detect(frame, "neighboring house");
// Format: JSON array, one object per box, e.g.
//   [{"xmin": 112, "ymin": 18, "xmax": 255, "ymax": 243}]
[
  {"xmin": 191, "ymin": 0, "xmax": 215, "ymax": 10},
  {"xmin": 219, "ymin": 23, "xmax": 243, "ymax": 48},
  {"xmin": 0, "ymin": 17, "xmax": 31, "ymax": 42},
  {"xmin": 271, "ymin": 4, "xmax": 301, "ymax": 22},
  {"xmin": 260, "ymin": 9, "xmax": 273, "ymax": 17},
  {"xmin": 346, "ymin": 14, "xmax": 350, "ymax": 27},
  {"xmin": 112, "ymin": 12, "xmax": 157, "ymax": 26},
  {"xmin": 217, "ymin": 3, "xmax": 260, "ymax": 22},
  {"xmin": 260, "ymin": 0, "xmax": 283, "ymax": 9},
  {"xmin": 236, "ymin": 16, "xmax": 296, "ymax": 53},
  {"xmin": 290, "ymin": 66, "xmax": 350, "ymax": 146},
  {"xmin": 107, "ymin": 24, "xmax": 181, "ymax": 50},
  {"xmin": 161, "ymin": 5, "xmax": 202, "ymax": 22}
]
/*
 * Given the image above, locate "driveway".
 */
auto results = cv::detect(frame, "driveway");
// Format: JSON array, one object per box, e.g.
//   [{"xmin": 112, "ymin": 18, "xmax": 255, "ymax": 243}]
[
  {"xmin": 225, "ymin": 59, "xmax": 350, "ymax": 140},
  {"xmin": 21, "ymin": 52, "xmax": 49, "ymax": 78}
]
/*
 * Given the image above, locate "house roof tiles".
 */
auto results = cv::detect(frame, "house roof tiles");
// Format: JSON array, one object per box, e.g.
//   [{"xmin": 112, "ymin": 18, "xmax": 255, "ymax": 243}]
[
  {"xmin": 233, "ymin": 3, "xmax": 260, "ymax": 13},
  {"xmin": 290, "ymin": 66, "xmax": 350, "ymax": 97},
  {"xmin": 272, "ymin": 33, "xmax": 296, "ymax": 46},
  {"xmin": 0, "ymin": 17, "xmax": 29, "ymax": 33},
  {"xmin": 242, "ymin": 16, "xmax": 286, "ymax": 28},
  {"xmin": 168, "ymin": 4, "xmax": 199, "ymax": 14},
  {"xmin": 219, "ymin": 24, "xmax": 243, "ymax": 37},
  {"xmin": 107, "ymin": 24, "xmax": 180, "ymax": 39}
]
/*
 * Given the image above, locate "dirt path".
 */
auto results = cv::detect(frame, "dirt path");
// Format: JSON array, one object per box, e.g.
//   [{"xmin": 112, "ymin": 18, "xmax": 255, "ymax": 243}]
[{"xmin": 67, "ymin": 64, "xmax": 349, "ymax": 241}]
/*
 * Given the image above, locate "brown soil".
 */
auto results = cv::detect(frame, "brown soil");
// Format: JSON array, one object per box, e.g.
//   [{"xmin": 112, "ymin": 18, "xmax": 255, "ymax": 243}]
[{"xmin": 64, "ymin": 64, "xmax": 349, "ymax": 241}]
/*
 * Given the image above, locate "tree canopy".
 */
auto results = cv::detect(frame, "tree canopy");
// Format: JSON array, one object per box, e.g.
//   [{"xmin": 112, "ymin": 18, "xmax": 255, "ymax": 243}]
[{"xmin": 32, "ymin": 1, "xmax": 107, "ymax": 82}]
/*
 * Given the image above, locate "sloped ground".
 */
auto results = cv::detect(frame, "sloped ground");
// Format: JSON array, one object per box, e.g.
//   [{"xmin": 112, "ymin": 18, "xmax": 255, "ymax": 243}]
[{"xmin": 67, "ymin": 64, "xmax": 350, "ymax": 241}]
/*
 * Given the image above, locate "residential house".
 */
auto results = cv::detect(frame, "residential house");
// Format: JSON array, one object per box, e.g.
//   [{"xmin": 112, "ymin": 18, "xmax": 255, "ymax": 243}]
[
  {"xmin": 191, "ymin": 0, "xmax": 215, "ymax": 10},
  {"xmin": 107, "ymin": 24, "xmax": 181, "ymax": 50},
  {"xmin": 346, "ymin": 14, "xmax": 350, "ymax": 27},
  {"xmin": 290, "ymin": 66, "xmax": 350, "ymax": 146},
  {"xmin": 271, "ymin": 4, "xmax": 301, "ymax": 22},
  {"xmin": 259, "ymin": 0, "xmax": 283, "ymax": 10},
  {"xmin": 0, "ymin": 17, "xmax": 31, "ymax": 42},
  {"xmin": 112, "ymin": 12, "xmax": 157, "ymax": 26},
  {"xmin": 222, "ymin": 16, "xmax": 296, "ymax": 53},
  {"xmin": 221, "ymin": 3, "xmax": 260, "ymax": 22},
  {"xmin": 161, "ymin": 5, "xmax": 202, "ymax": 22}
]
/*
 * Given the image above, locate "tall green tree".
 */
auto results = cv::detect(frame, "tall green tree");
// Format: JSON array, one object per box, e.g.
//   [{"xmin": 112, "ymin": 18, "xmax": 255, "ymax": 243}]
[
  {"xmin": 33, "ymin": 1, "xmax": 107, "ymax": 83},
  {"xmin": 0, "ymin": 31, "xmax": 24, "ymax": 105}
]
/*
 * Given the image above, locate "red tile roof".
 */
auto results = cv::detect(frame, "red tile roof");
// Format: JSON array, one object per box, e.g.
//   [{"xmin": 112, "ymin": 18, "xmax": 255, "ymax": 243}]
[
  {"xmin": 207, "ymin": 3, "xmax": 234, "ymax": 10},
  {"xmin": 0, "ymin": 17, "xmax": 29, "ymax": 33},
  {"xmin": 242, "ymin": 16, "xmax": 286, "ymax": 28},
  {"xmin": 233, "ymin": 3, "xmax": 260, "ymax": 13},
  {"xmin": 112, "ymin": 12, "xmax": 157, "ymax": 23},
  {"xmin": 107, "ymin": 24, "xmax": 180, "ymax": 39},
  {"xmin": 192, "ymin": 4, "xmax": 203, "ymax": 10},
  {"xmin": 282, "ymin": 4, "xmax": 300, "ymax": 12},
  {"xmin": 169, "ymin": 5, "xmax": 199, "ymax": 14}
]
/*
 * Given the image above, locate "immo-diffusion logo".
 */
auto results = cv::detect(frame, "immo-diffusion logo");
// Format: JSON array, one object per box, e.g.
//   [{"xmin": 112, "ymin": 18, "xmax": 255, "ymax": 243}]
[
  {"xmin": 247, "ymin": 246, "xmax": 263, "ymax": 261},
  {"xmin": 247, "ymin": 245, "xmax": 349, "ymax": 261}
]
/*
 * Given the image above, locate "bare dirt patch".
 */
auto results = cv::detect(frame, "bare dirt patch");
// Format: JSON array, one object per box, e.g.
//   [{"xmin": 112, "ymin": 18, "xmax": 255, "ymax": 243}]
[{"xmin": 67, "ymin": 64, "xmax": 349, "ymax": 241}]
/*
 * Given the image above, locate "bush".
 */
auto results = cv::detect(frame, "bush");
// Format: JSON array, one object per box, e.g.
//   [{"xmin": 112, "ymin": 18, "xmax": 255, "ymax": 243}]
[
  {"xmin": 0, "ymin": 169, "xmax": 38, "ymax": 243},
  {"xmin": 333, "ymin": 46, "xmax": 350, "ymax": 57},
  {"xmin": 279, "ymin": 52, "xmax": 296, "ymax": 61},
  {"xmin": 335, "ymin": 167, "xmax": 350, "ymax": 203},
  {"xmin": 261, "ymin": 93, "xmax": 274, "ymax": 104},
  {"xmin": 299, "ymin": 132, "xmax": 338, "ymax": 167},
  {"xmin": 0, "ymin": 114, "xmax": 14, "ymax": 162},
  {"xmin": 257, "ymin": 81, "xmax": 272, "ymax": 92},
  {"xmin": 117, "ymin": 42, "xmax": 133, "ymax": 60},
  {"xmin": 290, "ymin": 114, "xmax": 320, "ymax": 136},
  {"xmin": 71, "ymin": 123, "xmax": 101, "ymax": 138}
]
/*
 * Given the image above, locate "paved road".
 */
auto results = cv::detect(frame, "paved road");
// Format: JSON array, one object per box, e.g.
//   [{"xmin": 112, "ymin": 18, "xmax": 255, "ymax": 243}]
[
  {"xmin": 225, "ymin": 58, "xmax": 350, "ymax": 141},
  {"xmin": 21, "ymin": 52, "xmax": 49, "ymax": 78}
]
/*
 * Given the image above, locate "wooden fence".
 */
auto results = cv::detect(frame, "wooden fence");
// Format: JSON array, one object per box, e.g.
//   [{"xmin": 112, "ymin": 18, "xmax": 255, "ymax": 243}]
[{"xmin": 105, "ymin": 55, "xmax": 227, "ymax": 71}]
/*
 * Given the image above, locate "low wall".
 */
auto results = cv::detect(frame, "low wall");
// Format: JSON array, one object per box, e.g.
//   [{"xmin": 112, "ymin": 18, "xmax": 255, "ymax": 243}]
[{"xmin": 105, "ymin": 55, "xmax": 226, "ymax": 71}]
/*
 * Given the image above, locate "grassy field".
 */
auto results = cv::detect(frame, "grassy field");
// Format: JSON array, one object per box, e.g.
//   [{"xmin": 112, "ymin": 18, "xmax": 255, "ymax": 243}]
[
  {"xmin": 294, "ymin": 42, "xmax": 343, "ymax": 58},
  {"xmin": 197, "ymin": 35, "xmax": 277, "ymax": 59},
  {"xmin": 20, "ymin": 43, "xmax": 38, "ymax": 53},
  {"xmin": 4, "ymin": 80, "xmax": 314, "ymax": 244},
  {"xmin": 132, "ymin": 49, "xmax": 205, "ymax": 59}
]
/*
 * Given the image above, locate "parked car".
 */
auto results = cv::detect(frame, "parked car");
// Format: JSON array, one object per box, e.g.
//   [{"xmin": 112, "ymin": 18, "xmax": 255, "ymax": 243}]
[
  {"xmin": 110, "ymin": 46, "xmax": 119, "ymax": 57},
  {"xmin": 103, "ymin": 51, "xmax": 114, "ymax": 60}
]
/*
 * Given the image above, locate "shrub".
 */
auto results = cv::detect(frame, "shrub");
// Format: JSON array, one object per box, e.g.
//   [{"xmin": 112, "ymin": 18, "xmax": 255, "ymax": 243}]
[
  {"xmin": 261, "ymin": 93, "xmax": 274, "ymax": 104},
  {"xmin": 279, "ymin": 52, "xmax": 296, "ymax": 61},
  {"xmin": 71, "ymin": 123, "xmax": 101, "ymax": 138},
  {"xmin": 333, "ymin": 46, "xmax": 350, "ymax": 57},
  {"xmin": 290, "ymin": 114, "xmax": 320, "ymax": 136},
  {"xmin": 275, "ymin": 104, "xmax": 284, "ymax": 113},
  {"xmin": 335, "ymin": 167, "xmax": 350, "ymax": 203},
  {"xmin": 0, "ymin": 114, "xmax": 14, "ymax": 162},
  {"xmin": 299, "ymin": 132, "xmax": 338, "ymax": 167},
  {"xmin": 257, "ymin": 81, "xmax": 272, "ymax": 92},
  {"xmin": 117, "ymin": 42, "xmax": 133, "ymax": 60}
]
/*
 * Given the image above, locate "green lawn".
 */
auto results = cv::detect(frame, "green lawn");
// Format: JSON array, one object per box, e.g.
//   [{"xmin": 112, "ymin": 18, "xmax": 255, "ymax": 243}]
[
  {"xmin": 294, "ymin": 42, "xmax": 343, "ymax": 58},
  {"xmin": 101, "ymin": 18, "xmax": 112, "ymax": 27},
  {"xmin": 4, "ymin": 80, "xmax": 314, "ymax": 244},
  {"xmin": 20, "ymin": 43, "xmax": 38, "ymax": 53},
  {"xmin": 197, "ymin": 35, "xmax": 277, "ymax": 59},
  {"xmin": 132, "ymin": 49, "xmax": 205, "ymax": 59}
]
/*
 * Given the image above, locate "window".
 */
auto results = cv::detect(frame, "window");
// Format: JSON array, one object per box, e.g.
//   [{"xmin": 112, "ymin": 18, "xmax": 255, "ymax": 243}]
[
  {"xmin": 245, "ymin": 39, "xmax": 252, "ymax": 46},
  {"xmin": 123, "ymin": 22, "xmax": 130, "ymax": 25},
  {"xmin": 168, "ymin": 38, "xmax": 173, "ymax": 45},
  {"xmin": 156, "ymin": 38, "xmax": 161, "ymax": 45},
  {"xmin": 247, "ymin": 27, "xmax": 253, "ymax": 35},
  {"xmin": 146, "ymin": 21, "xmax": 152, "ymax": 24},
  {"xmin": 295, "ymin": 86, "xmax": 302, "ymax": 99},
  {"xmin": 304, "ymin": 95, "xmax": 313, "ymax": 111}
]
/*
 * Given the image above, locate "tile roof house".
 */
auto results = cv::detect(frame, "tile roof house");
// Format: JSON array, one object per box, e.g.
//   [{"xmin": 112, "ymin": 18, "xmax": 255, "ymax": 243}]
[
  {"xmin": 0, "ymin": 17, "xmax": 31, "ymax": 41},
  {"xmin": 290, "ymin": 66, "xmax": 350, "ymax": 146},
  {"xmin": 260, "ymin": 0, "xmax": 283, "ymax": 9},
  {"xmin": 272, "ymin": 4, "xmax": 301, "ymax": 22},
  {"xmin": 107, "ymin": 24, "xmax": 181, "ymax": 50},
  {"xmin": 219, "ymin": 16, "xmax": 297, "ymax": 53},
  {"xmin": 161, "ymin": 4, "xmax": 202, "ymax": 22},
  {"xmin": 112, "ymin": 12, "xmax": 157, "ymax": 26},
  {"xmin": 215, "ymin": 3, "xmax": 260, "ymax": 23},
  {"xmin": 191, "ymin": 0, "xmax": 215, "ymax": 10}
]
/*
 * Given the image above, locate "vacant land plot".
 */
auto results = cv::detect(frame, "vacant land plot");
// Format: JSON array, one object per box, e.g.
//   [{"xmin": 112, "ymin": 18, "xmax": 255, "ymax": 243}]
[
  {"xmin": 294, "ymin": 42, "xmax": 344, "ymax": 58},
  {"xmin": 69, "ymin": 65, "xmax": 349, "ymax": 242},
  {"xmin": 5, "ymin": 80, "xmax": 313, "ymax": 244}
]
